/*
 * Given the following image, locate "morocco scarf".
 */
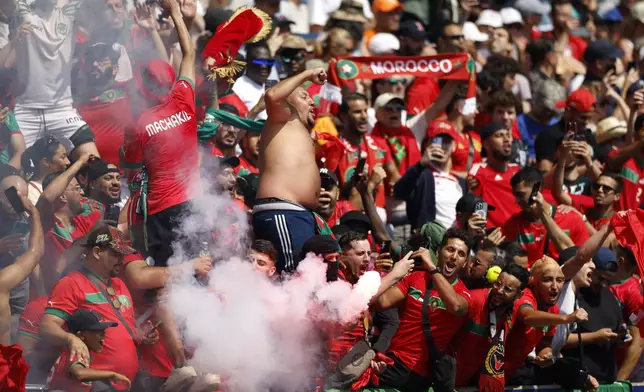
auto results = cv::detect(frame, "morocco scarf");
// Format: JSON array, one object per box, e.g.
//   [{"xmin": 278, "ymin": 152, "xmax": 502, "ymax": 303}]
[{"xmin": 319, "ymin": 54, "xmax": 477, "ymax": 116}]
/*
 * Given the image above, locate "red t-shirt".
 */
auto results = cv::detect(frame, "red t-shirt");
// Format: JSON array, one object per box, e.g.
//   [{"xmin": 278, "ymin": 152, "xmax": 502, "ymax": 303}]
[
  {"xmin": 46, "ymin": 349, "xmax": 91, "ymax": 392},
  {"xmin": 609, "ymin": 277, "xmax": 644, "ymax": 326},
  {"xmin": 326, "ymin": 200, "xmax": 356, "ymax": 227},
  {"xmin": 405, "ymin": 78, "xmax": 440, "ymax": 116},
  {"xmin": 236, "ymin": 155, "xmax": 258, "ymax": 177},
  {"xmin": 43, "ymin": 199, "xmax": 104, "ymax": 281},
  {"xmin": 532, "ymin": 31, "xmax": 588, "ymax": 61},
  {"xmin": 505, "ymin": 288, "xmax": 558, "ymax": 376},
  {"xmin": 451, "ymin": 131, "xmax": 482, "ymax": 174},
  {"xmin": 45, "ymin": 271, "xmax": 139, "ymax": 384},
  {"xmin": 390, "ymin": 272, "xmax": 470, "ymax": 378},
  {"xmin": 335, "ymin": 135, "xmax": 393, "ymax": 208},
  {"xmin": 121, "ymin": 253, "xmax": 174, "ymax": 378},
  {"xmin": 125, "ymin": 77, "xmax": 199, "ymax": 215},
  {"xmin": 76, "ymin": 87, "xmax": 134, "ymax": 168},
  {"xmin": 371, "ymin": 124, "xmax": 421, "ymax": 175},
  {"xmin": 611, "ymin": 151, "xmax": 644, "ymax": 211},
  {"xmin": 502, "ymin": 208, "xmax": 590, "ymax": 265},
  {"xmin": 468, "ymin": 162, "xmax": 521, "ymax": 228},
  {"xmin": 19, "ymin": 296, "xmax": 48, "ymax": 340},
  {"xmin": 453, "ymin": 289, "xmax": 518, "ymax": 387}
]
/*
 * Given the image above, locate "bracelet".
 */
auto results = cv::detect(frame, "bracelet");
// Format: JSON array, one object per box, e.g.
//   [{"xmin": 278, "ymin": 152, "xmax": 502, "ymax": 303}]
[{"xmin": 429, "ymin": 267, "xmax": 442, "ymax": 275}]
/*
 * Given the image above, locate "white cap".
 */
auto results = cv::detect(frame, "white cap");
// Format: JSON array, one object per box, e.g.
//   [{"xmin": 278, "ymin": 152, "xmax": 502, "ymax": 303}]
[
  {"xmin": 368, "ymin": 33, "xmax": 400, "ymax": 55},
  {"xmin": 373, "ymin": 93, "xmax": 404, "ymax": 111},
  {"xmin": 639, "ymin": 45, "xmax": 644, "ymax": 61},
  {"xmin": 514, "ymin": 0, "xmax": 551, "ymax": 16},
  {"xmin": 500, "ymin": 7, "xmax": 524, "ymax": 25},
  {"xmin": 463, "ymin": 21, "xmax": 489, "ymax": 42},
  {"xmin": 476, "ymin": 9, "xmax": 503, "ymax": 28}
]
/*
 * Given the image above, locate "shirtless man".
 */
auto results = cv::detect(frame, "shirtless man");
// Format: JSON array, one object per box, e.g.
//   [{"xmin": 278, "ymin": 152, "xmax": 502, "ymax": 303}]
[{"xmin": 253, "ymin": 68, "xmax": 327, "ymax": 273}]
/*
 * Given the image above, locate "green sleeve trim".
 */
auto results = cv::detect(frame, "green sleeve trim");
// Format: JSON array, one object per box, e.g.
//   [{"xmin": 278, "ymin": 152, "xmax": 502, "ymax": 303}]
[
  {"xmin": 45, "ymin": 308, "xmax": 71, "ymax": 320},
  {"xmin": 18, "ymin": 330, "xmax": 41, "ymax": 340},
  {"xmin": 519, "ymin": 303, "xmax": 534, "ymax": 311},
  {"xmin": 178, "ymin": 76, "xmax": 195, "ymax": 89},
  {"xmin": 70, "ymin": 360, "xmax": 88, "ymax": 369}
]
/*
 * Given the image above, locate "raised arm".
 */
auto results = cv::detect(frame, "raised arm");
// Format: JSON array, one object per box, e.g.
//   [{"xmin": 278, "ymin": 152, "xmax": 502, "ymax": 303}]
[
  {"xmin": 416, "ymin": 248, "xmax": 469, "ymax": 316},
  {"xmin": 552, "ymin": 147, "xmax": 573, "ymax": 206},
  {"xmin": 0, "ymin": 195, "xmax": 44, "ymax": 291},
  {"xmin": 520, "ymin": 305, "xmax": 587, "ymax": 328},
  {"xmin": 561, "ymin": 223, "xmax": 613, "ymax": 280},
  {"xmin": 265, "ymin": 68, "xmax": 326, "ymax": 124},
  {"xmin": 158, "ymin": 0, "xmax": 194, "ymax": 82},
  {"xmin": 535, "ymin": 193, "xmax": 574, "ymax": 252}
]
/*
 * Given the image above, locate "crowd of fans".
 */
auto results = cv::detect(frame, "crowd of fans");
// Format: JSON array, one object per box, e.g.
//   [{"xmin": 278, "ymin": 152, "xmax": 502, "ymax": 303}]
[{"xmin": 1, "ymin": 0, "xmax": 644, "ymax": 391}]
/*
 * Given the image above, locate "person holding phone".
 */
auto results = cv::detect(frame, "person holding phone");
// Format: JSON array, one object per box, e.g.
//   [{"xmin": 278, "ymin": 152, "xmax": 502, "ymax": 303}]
[{"xmin": 0, "ymin": 180, "xmax": 43, "ymax": 345}]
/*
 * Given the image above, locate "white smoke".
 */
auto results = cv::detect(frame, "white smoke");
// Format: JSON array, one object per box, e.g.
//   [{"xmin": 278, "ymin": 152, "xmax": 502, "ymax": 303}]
[{"xmin": 163, "ymin": 159, "xmax": 381, "ymax": 392}]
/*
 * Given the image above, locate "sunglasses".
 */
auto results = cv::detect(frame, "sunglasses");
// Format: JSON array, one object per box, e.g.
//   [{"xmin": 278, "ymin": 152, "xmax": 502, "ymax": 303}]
[
  {"xmin": 383, "ymin": 104, "xmax": 404, "ymax": 112},
  {"xmin": 251, "ymin": 59, "xmax": 275, "ymax": 67},
  {"xmin": 388, "ymin": 78, "xmax": 408, "ymax": 86},
  {"xmin": 444, "ymin": 34, "xmax": 464, "ymax": 41},
  {"xmin": 591, "ymin": 183, "xmax": 615, "ymax": 193},
  {"xmin": 106, "ymin": 286, "xmax": 122, "ymax": 309}
]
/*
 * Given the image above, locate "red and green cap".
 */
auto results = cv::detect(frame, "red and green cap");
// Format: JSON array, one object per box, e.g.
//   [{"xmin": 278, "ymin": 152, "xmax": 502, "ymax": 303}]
[{"xmin": 83, "ymin": 225, "xmax": 136, "ymax": 255}]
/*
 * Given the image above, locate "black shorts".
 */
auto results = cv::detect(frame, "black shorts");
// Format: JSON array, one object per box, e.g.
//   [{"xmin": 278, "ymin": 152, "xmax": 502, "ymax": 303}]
[{"xmin": 146, "ymin": 201, "xmax": 192, "ymax": 268}]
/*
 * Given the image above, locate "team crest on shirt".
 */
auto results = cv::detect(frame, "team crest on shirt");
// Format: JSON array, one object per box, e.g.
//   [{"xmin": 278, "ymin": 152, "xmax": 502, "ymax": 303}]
[
  {"xmin": 428, "ymin": 296, "xmax": 446, "ymax": 311},
  {"xmin": 408, "ymin": 287, "xmax": 424, "ymax": 302},
  {"xmin": 56, "ymin": 23, "xmax": 68, "ymax": 35}
]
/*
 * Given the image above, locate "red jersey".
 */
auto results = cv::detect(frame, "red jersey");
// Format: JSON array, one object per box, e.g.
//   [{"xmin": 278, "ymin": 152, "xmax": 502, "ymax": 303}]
[
  {"xmin": 19, "ymin": 296, "xmax": 48, "ymax": 340},
  {"xmin": 125, "ymin": 77, "xmax": 199, "ymax": 215},
  {"xmin": 451, "ymin": 131, "xmax": 482, "ymax": 174},
  {"xmin": 45, "ymin": 270, "xmax": 139, "ymax": 383},
  {"xmin": 335, "ymin": 135, "xmax": 393, "ymax": 208},
  {"xmin": 505, "ymin": 288, "xmax": 558, "ymax": 376},
  {"xmin": 532, "ymin": 32, "xmax": 587, "ymax": 61},
  {"xmin": 371, "ymin": 124, "xmax": 421, "ymax": 175},
  {"xmin": 236, "ymin": 155, "xmax": 258, "ymax": 176},
  {"xmin": 76, "ymin": 87, "xmax": 134, "ymax": 168},
  {"xmin": 468, "ymin": 162, "xmax": 521, "ymax": 228},
  {"xmin": 326, "ymin": 200, "xmax": 356, "ymax": 227},
  {"xmin": 46, "ymin": 349, "xmax": 91, "ymax": 392},
  {"xmin": 405, "ymin": 78, "xmax": 440, "ymax": 116},
  {"xmin": 43, "ymin": 199, "xmax": 104, "ymax": 280},
  {"xmin": 609, "ymin": 277, "xmax": 644, "ymax": 326},
  {"xmin": 121, "ymin": 253, "xmax": 174, "ymax": 378},
  {"xmin": 389, "ymin": 272, "xmax": 470, "ymax": 378},
  {"xmin": 502, "ymin": 207, "xmax": 589, "ymax": 265},
  {"xmin": 613, "ymin": 152, "xmax": 644, "ymax": 210},
  {"xmin": 326, "ymin": 312, "xmax": 370, "ymax": 372},
  {"xmin": 453, "ymin": 289, "xmax": 518, "ymax": 387}
]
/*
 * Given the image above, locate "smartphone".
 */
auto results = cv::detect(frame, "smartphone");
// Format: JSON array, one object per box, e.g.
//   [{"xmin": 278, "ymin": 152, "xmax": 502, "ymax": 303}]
[
  {"xmin": 474, "ymin": 201, "xmax": 488, "ymax": 220},
  {"xmin": 381, "ymin": 240, "xmax": 392, "ymax": 254},
  {"xmin": 618, "ymin": 323, "xmax": 631, "ymax": 341},
  {"xmin": 104, "ymin": 205, "xmax": 120, "ymax": 226},
  {"xmin": 355, "ymin": 156, "xmax": 366, "ymax": 177},
  {"xmin": 432, "ymin": 136, "xmax": 443, "ymax": 146},
  {"xmin": 4, "ymin": 186, "xmax": 25, "ymax": 215},
  {"xmin": 564, "ymin": 121, "xmax": 577, "ymax": 141},
  {"xmin": 529, "ymin": 181, "xmax": 541, "ymax": 205}
]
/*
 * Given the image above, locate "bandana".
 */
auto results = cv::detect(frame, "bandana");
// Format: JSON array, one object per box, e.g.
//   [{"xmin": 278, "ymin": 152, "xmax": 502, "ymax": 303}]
[
  {"xmin": 198, "ymin": 108, "xmax": 264, "ymax": 143},
  {"xmin": 479, "ymin": 295, "xmax": 514, "ymax": 392}
]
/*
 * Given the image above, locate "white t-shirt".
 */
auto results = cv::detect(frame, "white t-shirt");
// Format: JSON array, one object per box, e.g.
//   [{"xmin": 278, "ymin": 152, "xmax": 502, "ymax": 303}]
[
  {"xmin": 308, "ymin": 0, "xmax": 373, "ymax": 27},
  {"xmin": 16, "ymin": 0, "xmax": 83, "ymax": 108},
  {"xmin": 280, "ymin": 0, "xmax": 310, "ymax": 34},
  {"xmin": 232, "ymin": 74, "xmax": 268, "ymax": 120},
  {"xmin": 433, "ymin": 167, "xmax": 462, "ymax": 229}
]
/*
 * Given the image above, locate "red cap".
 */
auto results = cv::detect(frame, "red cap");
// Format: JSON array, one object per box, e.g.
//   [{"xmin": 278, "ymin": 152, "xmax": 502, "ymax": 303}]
[
  {"xmin": 555, "ymin": 88, "xmax": 596, "ymax": 113},
  {"xmin": 426, "ymin": 120, "xmax": 459, "ymax": 140},
  {"xmin": 135, "ymin": 60, "xmax": 176, "ymax": 104}
]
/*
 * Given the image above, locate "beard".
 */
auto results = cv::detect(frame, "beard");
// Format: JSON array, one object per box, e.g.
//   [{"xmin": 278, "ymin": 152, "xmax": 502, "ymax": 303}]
[{"xmin": 492, "ymin": 149, "xmax": 511, "ymax": 162}]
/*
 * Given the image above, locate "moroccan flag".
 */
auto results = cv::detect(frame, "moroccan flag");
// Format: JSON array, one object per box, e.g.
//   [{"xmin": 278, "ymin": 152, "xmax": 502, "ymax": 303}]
[
  {"xmin": 612, "ymin": 209, "xmax": 644, "ymax": 277},
  {"xmin": 320, "ymin": 54, "xmax": 477, "ymax": 115},
  {"xmin": 0, "ymin": 344, "xmax": 28, "ymax": 392}
]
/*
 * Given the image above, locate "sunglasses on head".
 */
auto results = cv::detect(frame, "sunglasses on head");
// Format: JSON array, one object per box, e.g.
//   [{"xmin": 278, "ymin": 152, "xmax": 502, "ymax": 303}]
[
  {"xmin": 251, "ymin": 59, "xmax": 275, "ymax": 67},
  {"xmin": 591, "ymin": 183, "xmax": 615, "ymax": 193}
]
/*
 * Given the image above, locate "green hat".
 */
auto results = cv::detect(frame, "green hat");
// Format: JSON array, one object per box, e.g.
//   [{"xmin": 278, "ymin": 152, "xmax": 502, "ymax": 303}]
[{"xmin": 198, "ymin": 108, "xmax": 264, "ymax": 143}]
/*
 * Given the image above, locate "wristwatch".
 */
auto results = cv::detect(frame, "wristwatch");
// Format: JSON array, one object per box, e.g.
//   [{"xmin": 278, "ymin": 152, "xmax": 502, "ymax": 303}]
[{"xmin": 429, "ymin": 267, "xmax": 442, "ymax": 275}]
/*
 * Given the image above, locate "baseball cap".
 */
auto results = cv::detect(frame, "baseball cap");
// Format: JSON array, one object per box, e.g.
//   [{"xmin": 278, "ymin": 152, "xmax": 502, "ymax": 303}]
[
  {"xmin": 456, "ymin": 193, "xmax": 496, "ymax": 213},
  {"xmin": 476, "ymin": 10, "xmax": 503, "ymax": 28},
  {"xmin": 87, "ymin": 158, "xmax": 120, "ymax": 182},
  {"xmin": 595, "ymin": 116, "xmax": 627, "ymax": 144},
  {"xmin": 300, "ymin": 235, "xmax": 340, "ymax": 259},
  {"xmin": 373, "ymin": 93, "xmax": 404, "ymax": 111},
  {"xmin": 479, "ymin": 122, "xmax": 508, "ymax": 141},
  {"xmin": 398, "ymin": 20, "xmax": 426, "ymax": 40},
  {"xmin": 555, "ymin": 88, "xmax": 596, "ymax": 113},
  {"xmin": 372, "ymin": 0, "xmax": 403, "ymax": 13},
  {"xmin": 204, "ymin": 8, "xmax": 234, "ymax": 33},
  {"xmin": 426, "ymin": 120, "xmax": 459, "ymax": 140},
  {"xmin": 594, "ymin": 247, "xmax": 618, "ymax": 272},
  {"xmin": 85, "ymin": 42, "xmax": 120, "ymax": 63},
  {"xmin": 83, "ymin": 225, "xmax": 136, "ymax": 255},
  {"xmin": 632, "ymin": 1, "xmax": 644, "ymax": 24},
  {"xmin": 68, "ymin": 309, "xmax": 118, "ymax": 333},
  {"xmin": 514, "ymin": 0, "xmax": 551, "ymax": 16},
  {"xmin": 339, "ymin": 211, "xmax": 371, "ymax": 235},
  {"xmin": 463, "ymin": 21, "xmax": 489, "ymax": 42},
  {"xmin": 368, "ymin": 33, "xmax": 400, "ymax": 55},
  {"xmin": 280, "ymin": 35, "xmax": 308, "ymax": 50},
  {"xmin": 320, "ymin": 167, "xmax": 339, "ymax": 188},
  {"xmin": 582, "ymin": 39, "xmax": 624, "ymax": 64},
  {"xmin": 219, "ymin": 156, "xmax": 240, "ymax": 169},
  {"xmin": 135, "ymin": 59, "xmax": 176, "ymax": 103},
  {"xmin": 500, "ymin": 7, "xmax": 524, "ymax": 25}
]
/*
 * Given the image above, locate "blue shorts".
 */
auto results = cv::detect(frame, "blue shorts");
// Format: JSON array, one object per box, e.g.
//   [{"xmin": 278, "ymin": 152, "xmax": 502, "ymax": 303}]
[{"xmin": 252, "ymin": 198, "xmax": 316, "ymax": 273}]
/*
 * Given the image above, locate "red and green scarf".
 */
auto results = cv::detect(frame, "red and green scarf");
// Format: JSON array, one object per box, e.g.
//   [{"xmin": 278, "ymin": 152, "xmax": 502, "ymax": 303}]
[
  {"xmin": 371, "ymin": 123, "xmax": 421, "ymax": 175},
  {"xmin": 480, "ymin": 297, "xmax": 515, "ymax": 392}
]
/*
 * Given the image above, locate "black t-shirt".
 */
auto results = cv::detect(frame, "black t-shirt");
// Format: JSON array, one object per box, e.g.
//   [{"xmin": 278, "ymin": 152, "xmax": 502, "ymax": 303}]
[{"xmin": 562, "ymin": 286, "xmax": 623, "ymax": 383}]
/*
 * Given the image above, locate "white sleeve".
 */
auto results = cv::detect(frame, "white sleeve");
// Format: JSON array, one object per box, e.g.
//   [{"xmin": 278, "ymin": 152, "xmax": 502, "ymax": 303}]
[
  {"xmin": 551, "ymin": 281, "xmax": 575, "ymax": 359},
  {"xmin": 406, "ymin": 113, "xmax": 428, "ymax": 147},
  {"xmin": 309, "ymin": 0, "xmax": 342, "ymax": 26}
]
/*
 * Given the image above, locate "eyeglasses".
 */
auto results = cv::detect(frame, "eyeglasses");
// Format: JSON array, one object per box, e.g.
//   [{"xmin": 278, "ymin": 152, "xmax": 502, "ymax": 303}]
[
  {"xmin": 388, "ymin": 78, "xmax": 408, "ymax": 86},
  {"xmin": 443, "ymin": 34, "xmax": 464, "ymax": 41},
  {"xmin": 591, "ymin": 183, "xmax": 616, "ymax": 193},
  {"xmin": 251, "ymin": 59, "xmax": 275, "ymax": 67},
  {"xmin": 105, "ymin": 286, "xmax": 122, "ymax": 309}
]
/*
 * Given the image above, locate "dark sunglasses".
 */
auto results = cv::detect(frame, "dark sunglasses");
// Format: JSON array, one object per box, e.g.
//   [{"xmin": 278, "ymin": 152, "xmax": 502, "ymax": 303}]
[
  {"xmin": 251, "ymin": 59, "xmax": 275, "ymax": 67},
  {"xmin": 383, "ymin": 104, "xmax": 404, "ymax": 112},
  {"xmin": 591, "ymin": 183, "xmax": 615, "ymax": 193},
  {"xmin": 444, "ymin": 34, "xmax": 464, "ymax": 41}
]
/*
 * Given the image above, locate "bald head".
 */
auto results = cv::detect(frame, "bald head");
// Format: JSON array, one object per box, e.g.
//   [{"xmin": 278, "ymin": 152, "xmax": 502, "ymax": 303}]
[{"xmin": 0, "ymin": 175, "xmax": 28, "ymax": 219}]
